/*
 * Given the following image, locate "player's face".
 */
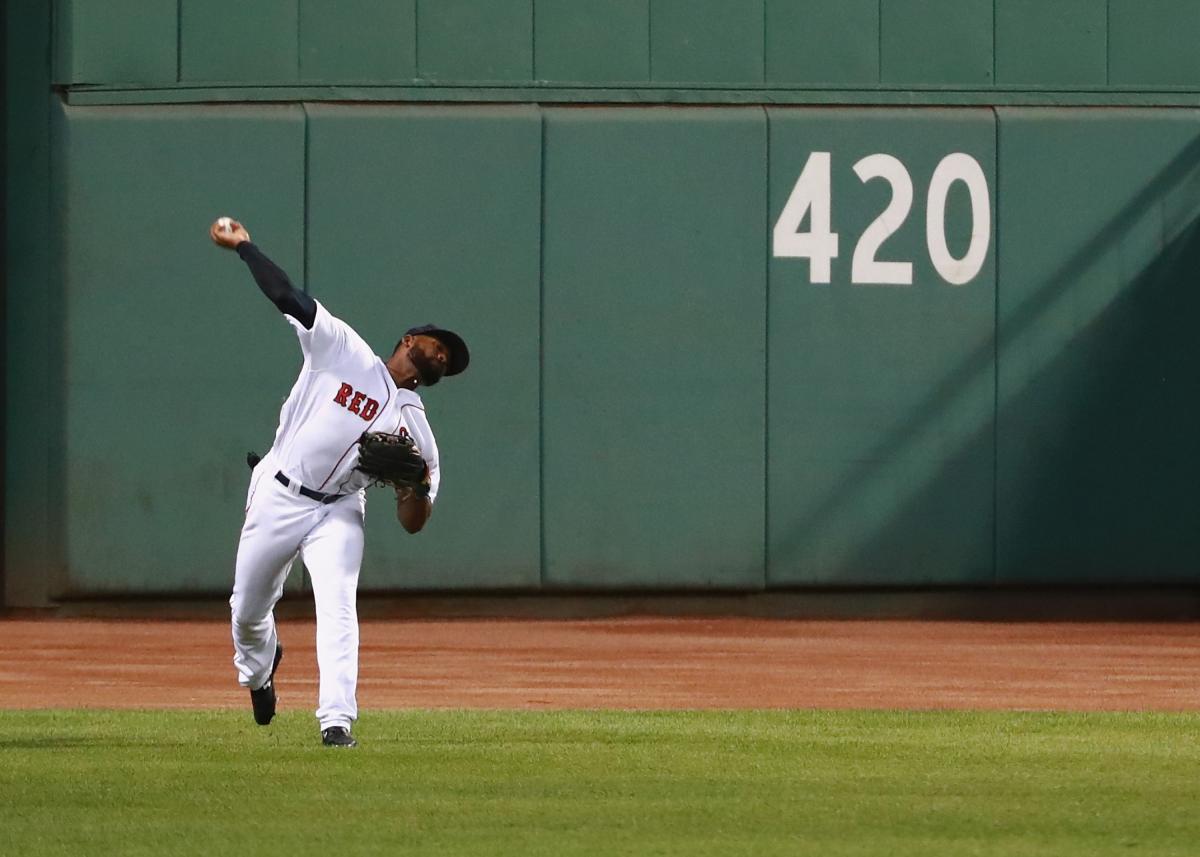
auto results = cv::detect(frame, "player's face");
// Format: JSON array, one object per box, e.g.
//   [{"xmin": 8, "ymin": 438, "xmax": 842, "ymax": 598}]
[{"xmin": 408, "ymin": 335, "xmax": 449, "ymax": 387}]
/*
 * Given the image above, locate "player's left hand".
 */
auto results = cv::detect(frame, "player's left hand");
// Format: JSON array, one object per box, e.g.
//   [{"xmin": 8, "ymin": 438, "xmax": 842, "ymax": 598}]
[
  {"xmin": 356, "ymin": 431, "xmax": 430, "ymax": 495},
  {"xmin": 210, "ymin": 217, "xmax": 251, "ymax": 249}
]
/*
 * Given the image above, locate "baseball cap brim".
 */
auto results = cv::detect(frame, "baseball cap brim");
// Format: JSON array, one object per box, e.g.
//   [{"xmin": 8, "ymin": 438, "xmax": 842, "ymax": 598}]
[{"xmin": 405, "ymin": 324, "xmax": 470, "ymax": 376}]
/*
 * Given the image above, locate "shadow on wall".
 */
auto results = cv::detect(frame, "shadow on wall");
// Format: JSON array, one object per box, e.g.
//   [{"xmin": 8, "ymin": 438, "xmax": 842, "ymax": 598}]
[
  {"xmin": 854, "ymin": 217, "xmax": 1200, "ymax": 584},
  {"xmin": 774, "ymin": 134, "xmax": 1200, "ymax": 584},
  {"xmin": 991, "ymin": 218, "xmax": 1200, "ymax": 583}
]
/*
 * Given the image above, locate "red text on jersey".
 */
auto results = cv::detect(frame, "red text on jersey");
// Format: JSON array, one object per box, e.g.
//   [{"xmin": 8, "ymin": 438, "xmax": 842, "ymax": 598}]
[{"xmin": 333, "ymin": 383, "xmax": 380, "ymax": 422}]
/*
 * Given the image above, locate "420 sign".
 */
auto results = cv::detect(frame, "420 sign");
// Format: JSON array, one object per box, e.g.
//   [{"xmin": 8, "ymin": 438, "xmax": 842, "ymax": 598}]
[{"xmin": 772, "ymin": 151, "xmax": 991, "ymax": 287}]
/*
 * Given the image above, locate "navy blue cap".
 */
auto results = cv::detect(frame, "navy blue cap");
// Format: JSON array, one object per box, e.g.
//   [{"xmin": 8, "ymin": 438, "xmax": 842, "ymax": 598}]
[{"xmin": 405, "ymin": 324, "xmax": 470, "ymax": 376}]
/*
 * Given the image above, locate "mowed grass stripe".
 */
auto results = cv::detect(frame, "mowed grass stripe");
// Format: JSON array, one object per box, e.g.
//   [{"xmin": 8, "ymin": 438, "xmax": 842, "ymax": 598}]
[{"xmin": 1, "ymin": 710, "xmax": 1197, "ymax": 856}]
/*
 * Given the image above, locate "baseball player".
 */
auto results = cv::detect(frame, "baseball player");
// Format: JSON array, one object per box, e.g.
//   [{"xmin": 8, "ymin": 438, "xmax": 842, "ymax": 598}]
[{"xmin": 209, "ymin": 217, "xmax": 469, "ymax": 748}]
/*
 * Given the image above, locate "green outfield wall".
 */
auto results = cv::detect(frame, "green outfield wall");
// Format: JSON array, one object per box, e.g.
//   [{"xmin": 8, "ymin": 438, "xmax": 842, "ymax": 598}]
[
  {"xmin": 49, "ymin": 0, "xmax": 1200, "ymax": 94},
  {"xmin": 7, "ymin": 2, "xmax": 1200, "ymax": 604}
]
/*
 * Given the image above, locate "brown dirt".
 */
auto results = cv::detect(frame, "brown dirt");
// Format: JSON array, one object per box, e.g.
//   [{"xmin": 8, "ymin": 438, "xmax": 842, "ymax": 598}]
[{"xmin": 1, "ymin": 617, "xmax": 1197, "ymax": 712}]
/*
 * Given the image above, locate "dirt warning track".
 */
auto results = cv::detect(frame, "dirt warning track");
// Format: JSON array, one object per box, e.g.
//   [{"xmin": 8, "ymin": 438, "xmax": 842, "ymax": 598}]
[{"xmin": 0, "ymin": 617, "xmax": 1196, "ymax": 711}]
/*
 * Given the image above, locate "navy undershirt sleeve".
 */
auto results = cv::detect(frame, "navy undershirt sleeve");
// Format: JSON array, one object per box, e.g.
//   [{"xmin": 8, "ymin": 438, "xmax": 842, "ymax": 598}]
[{"xmin": 236, "ymin": 241, "xmax": 317, "ymax": 330}]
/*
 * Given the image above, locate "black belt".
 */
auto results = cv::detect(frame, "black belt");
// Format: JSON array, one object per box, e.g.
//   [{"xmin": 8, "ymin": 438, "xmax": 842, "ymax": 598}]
[{"xmin": 274, "ymin": 471, "xmax": 345, "ymax": 505}]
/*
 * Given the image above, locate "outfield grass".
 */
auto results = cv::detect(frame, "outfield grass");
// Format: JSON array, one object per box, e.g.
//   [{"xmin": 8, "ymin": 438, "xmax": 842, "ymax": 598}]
[{"xmin": 0, "ymin": 710, "xmax": 1196, "ymax": 856}]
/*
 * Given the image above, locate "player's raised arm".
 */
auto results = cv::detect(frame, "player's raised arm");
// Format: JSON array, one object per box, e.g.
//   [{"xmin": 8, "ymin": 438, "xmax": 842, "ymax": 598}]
[{"xmin": 209, "ymin": 217, "xmax": 317, "ymax": 329}]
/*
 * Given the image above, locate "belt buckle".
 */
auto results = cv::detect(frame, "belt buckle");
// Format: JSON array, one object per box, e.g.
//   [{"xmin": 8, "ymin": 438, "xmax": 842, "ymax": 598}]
[{"xmin": 277, "ymin": 471, "xmax": 303, "ymax": 497}]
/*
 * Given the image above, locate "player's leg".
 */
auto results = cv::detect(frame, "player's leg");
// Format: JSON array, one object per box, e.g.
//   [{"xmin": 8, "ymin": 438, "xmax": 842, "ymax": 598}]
[
  {"xmin": 300, "ymin": 493, "xmax": 366, "ymax": 736},
  {"xmin": 230, "ymin": 463, "xmax": 314, "ymax": 692},
  {"xmin": 230, "ymin": 543, "xmax": 296, "ymax": 691}
]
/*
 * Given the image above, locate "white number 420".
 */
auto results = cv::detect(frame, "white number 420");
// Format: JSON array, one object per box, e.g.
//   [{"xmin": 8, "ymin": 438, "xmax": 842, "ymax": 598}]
[{"xmin": 772, "ymin": 151, "xmax": 991, "ymax": 286}]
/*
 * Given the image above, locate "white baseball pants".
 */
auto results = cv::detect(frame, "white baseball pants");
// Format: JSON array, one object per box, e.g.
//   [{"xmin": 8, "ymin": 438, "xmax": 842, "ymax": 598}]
[{"xmin": 230, "ymin": 452, "xmax": 365, "ymax": 731}]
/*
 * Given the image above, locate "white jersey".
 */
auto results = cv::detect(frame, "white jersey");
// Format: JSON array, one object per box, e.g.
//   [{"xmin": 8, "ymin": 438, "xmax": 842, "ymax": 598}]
[{"xmin": 267, "ymin": 300, "xmax": 440, "ymax": 502}]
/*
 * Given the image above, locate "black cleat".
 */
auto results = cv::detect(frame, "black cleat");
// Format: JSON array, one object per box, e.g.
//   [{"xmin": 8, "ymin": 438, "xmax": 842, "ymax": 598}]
[
  {"xmin": 321, "ymin": 726, "xmax": 358, "ymax": 748},
  {"xmin": 249, "ymin": 644, "xmax": 284, "ymax": 726}
]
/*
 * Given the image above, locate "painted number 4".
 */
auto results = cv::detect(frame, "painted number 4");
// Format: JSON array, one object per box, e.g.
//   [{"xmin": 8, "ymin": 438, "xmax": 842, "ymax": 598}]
[{"xmin": 773, "ymin": 151, "xmax": 991, "ymax": 286}]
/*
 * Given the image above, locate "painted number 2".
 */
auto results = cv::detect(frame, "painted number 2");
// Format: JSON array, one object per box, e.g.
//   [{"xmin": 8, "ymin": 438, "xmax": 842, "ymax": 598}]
[{"xmin": 772, "ymin": 151, "xmax": 991, "ymax": 286}]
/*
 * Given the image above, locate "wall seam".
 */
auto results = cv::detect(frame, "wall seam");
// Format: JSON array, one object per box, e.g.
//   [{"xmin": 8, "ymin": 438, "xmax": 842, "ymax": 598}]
[
  {"xmin": 761, "ymin": 0, "xmax": 768, "ymax": 84},
  {"xmin": 301, "ymin": 100, "xmax": 312, "ymax": 595},
  {"xmin": 647, "ymin": 0, "xmax": 653, "ymax": 81},
  {"xmin": 1105, "ymin": 0, "xmax": 1111, "ymax": 85},
  {"xmin": 877, "ymin": 0, "xmax": 883, "ymax": 84},
  {"xmin": 49, "ymin": 0, "xmax": 61, "ymax": 83},
  {"xmin": 295, "ymin": 0, "xmax": 302, "ymax": 81},
  {"xmin": 302, "ymin": 104, "xmax": 310, "ymax": 293},
  {"xmin": 537, "ymin": 107, "xmax": 547, "ymax": 588},
  {"xmin": 991, "ymin": 0, "xmax": 997, "ymax": 84},
  {"xmin": 991, "ymin": 105, "xmax": 1001, "ymax": 586},
  {"xmin": 414, "ymin": 0, "xmax": 421, "ymax": 79},
  {"xmin": 176, "ymin": 0, "xmax": 182, "ymax": 83},
  {"xmin": 762, "ymin": 105, "xmax": 771, "ymax": 590},
  {"xmin": 47, "ymin": 98, "xmax": 67, "ymax": 602},
  {"xmin": 0, "ymin": 0, "xmax": 8, "ymax": 605}
]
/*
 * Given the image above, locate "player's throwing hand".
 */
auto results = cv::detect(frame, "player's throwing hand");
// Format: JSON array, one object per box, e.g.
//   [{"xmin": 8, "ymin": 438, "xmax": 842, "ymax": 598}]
[{"xmin": 210, "ymin": 216, "xmax": 251, "ymax": 249}]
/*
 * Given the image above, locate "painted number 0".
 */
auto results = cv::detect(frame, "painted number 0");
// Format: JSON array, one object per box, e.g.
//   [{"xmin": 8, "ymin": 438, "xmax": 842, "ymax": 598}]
[{"xmin": 773, "ymin": 151, "xmax": 991, "ymax": 286}]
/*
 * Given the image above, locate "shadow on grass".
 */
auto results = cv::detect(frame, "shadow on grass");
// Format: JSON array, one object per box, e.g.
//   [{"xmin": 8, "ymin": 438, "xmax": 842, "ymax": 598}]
[{"xmin": 0, "ymin": 736, "xmax": 191, "ymax": 750}]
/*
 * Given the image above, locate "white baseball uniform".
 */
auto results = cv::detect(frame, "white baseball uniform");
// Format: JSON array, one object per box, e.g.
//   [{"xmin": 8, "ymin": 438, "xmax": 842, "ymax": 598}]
[{"xmin": 230, "ymin": 299, "xmax": 440, "ymax": 731}]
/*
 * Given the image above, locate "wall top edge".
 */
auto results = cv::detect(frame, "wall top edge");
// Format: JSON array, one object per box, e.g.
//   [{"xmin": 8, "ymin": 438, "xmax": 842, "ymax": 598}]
[{"xmin": 60, "ymin": 84, "xmax": 1200, "ymax": 109}]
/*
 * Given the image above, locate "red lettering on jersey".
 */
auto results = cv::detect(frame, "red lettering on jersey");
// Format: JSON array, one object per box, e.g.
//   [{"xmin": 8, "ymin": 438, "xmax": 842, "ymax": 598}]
[{"xmin": 334, "ymin": 383, "xmax": 382, "ymax": 421}]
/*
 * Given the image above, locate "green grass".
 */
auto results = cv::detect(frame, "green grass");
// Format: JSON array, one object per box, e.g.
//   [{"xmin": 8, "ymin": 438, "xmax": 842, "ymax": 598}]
[{"xmin": 1, "ymin": 710, "xmax": 1197, "ymax": 856}]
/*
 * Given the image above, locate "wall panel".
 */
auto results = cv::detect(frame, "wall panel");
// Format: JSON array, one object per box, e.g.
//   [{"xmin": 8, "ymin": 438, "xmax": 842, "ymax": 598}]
[
  {"xmin": 55, "ymin": 104, "xmax": 306, "ymax": 595},
  {"xmin": 994, "ymin": 0, "xmax": 1106, "ymax": 86},
  {"xmin": 1109, "ymin": 0, "xmax": 1200, "ymax": 86},
  {"xmin": 541, "ymin": 108, "xmax": 767, "ymax": 588},
  {"xmin": 306, "ymin": 105, "xmax": 543, "ymax": 590},
  {"xmin": 880, "ymin": 0, "xmax": 994, "ymax": 86},
  {"xmin": 417, "ymin": 0, "xmax": 532, "ymax": 82},
  {"xmin": 650, "ymin": 0, "xmax": 764, "ymax": 83},
  {"xmin": 995, "ymin": 109, "xmax": 1200, "ymax": 583},
  {"xmin": 180, "ymin": 0, "xmax": 298, "ymax": 82},
  {"xmin": 299, "ymin": 0, "xmax": 416, "ymax": 82},
  {"xmin": 55, "ymin": 0, "xmax": 177, "ymax": 85},
  {"xmin": 766, "ymin": 0, "xmax": 879, "ymax": 86},
  {"xmin": 767, "ymin": 108, "xmax": 997, "ymax": 585},
  {"xmin": 534, "ymin": 0, "xmax": 649, "ymax": 83}
]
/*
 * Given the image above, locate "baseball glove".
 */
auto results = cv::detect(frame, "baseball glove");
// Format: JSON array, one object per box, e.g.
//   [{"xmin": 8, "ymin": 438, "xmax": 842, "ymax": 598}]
[{"xmin": 355, "ymin": 431, "xmax": 430, "ymax": 495}]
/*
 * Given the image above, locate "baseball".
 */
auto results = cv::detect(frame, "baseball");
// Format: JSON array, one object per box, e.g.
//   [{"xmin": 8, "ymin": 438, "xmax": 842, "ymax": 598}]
[{"xmin": 216, "ymin": 217, "xmax": 234, "ymax": 233}]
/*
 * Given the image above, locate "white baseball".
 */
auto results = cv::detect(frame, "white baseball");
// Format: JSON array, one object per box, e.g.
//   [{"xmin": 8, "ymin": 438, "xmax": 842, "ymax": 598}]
[{"xmin": 217, "ymin": 217, "xmax": 234, "ymax": 232}]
